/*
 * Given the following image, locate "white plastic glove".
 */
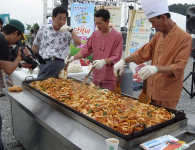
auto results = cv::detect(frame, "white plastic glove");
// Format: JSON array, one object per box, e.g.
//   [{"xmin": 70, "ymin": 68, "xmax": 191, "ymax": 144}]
[
  {"xmin": 113, "ymin": 59, "xmax": 125, "ymax": 77},
  {"xmin": 65, "ymin": 56, "xmax": 74, "ymax": 64},
  {"xmin": 60, "ymin": 25, "xmax": 73, "ymax": 32},
  {"xmin": 138, "ymin": 65, "xmax": 158, "ymax": 80},
  {"xmin": 92, "ymin": 59, "xmax": 106, "ymax": 69}
]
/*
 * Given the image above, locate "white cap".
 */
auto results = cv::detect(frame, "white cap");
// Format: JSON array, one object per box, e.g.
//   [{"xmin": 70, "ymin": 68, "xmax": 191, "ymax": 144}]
[{"xmin": 140, "ymin": 0, "xmax": 169, "ymax": 19}]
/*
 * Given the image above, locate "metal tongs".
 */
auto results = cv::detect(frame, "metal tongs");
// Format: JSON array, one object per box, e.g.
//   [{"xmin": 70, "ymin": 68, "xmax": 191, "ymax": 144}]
[
  {"xmin": 114, "ymin": 70, "xmax": 121, "ymax": 94},
  {"xmin": 139, "ymin": 79, "xmax": 151, "ymax": 104},
  {"xmin": 83, "ymin": 67, "xmax": 95, "ymax": 84},
  {"xmin": 59, "ymin": 54, "xmax": 71, "ymax": 79}
]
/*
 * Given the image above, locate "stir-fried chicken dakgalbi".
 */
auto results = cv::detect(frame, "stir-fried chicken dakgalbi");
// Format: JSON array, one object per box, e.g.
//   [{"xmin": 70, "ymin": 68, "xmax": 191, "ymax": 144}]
[{"xmin": 30, "ymin": 77, "xmax": 175, "ymax": 135}]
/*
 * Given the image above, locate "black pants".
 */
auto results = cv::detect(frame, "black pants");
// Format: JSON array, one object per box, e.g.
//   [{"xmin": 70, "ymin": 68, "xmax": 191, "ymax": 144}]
[{"xmin": 38, "ymin": 60, "xmax": 65, "ymax": 80}]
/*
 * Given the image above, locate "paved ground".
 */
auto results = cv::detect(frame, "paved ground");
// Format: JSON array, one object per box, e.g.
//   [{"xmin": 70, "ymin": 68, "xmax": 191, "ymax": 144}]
[{"xmin": 0, "ymin": 57, "xmax": 195, "ymax": 150}]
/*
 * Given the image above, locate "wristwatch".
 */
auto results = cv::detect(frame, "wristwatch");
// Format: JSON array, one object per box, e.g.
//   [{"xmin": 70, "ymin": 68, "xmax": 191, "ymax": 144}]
[
  {"xmin": 18, "ymin": 63, "xmax": 22, "ymax": 68},
  {"xmin": 69, "ymin": 28, "xmax": 73, "ymax": 33}
]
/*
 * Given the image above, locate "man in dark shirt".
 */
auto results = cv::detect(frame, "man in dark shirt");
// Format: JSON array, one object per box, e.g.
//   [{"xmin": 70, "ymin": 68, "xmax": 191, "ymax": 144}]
[
  {"xmin": 0, "ymin": 18, "xmax": 6, "ymax": 97},
  {"xmin": 0, "ymin": 33, "xmax": 11, "ymax": 61},
  {"xmin": 0, "ymin": 19, "xmax": 31, "ymax": 74},
  {"xmin": 0, "ymin": 19, "xmax": 31, "ymax": 150}
]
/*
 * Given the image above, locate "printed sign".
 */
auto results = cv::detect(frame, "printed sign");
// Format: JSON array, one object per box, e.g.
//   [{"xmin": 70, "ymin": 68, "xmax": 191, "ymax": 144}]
[
  {"xmin": 0, "ymin": 14, "xmax": 10, "ymax": 24},
  {"xmin": 125, "ymin": 10, "xmax": 151, "ymax": 73},
  {"xmin": 71, "ymin": 3, "xmax": 94, "ymax": 49},
  {"xmin": 97, "ymin": 6, "xmax": 122, "ymax": 32}
]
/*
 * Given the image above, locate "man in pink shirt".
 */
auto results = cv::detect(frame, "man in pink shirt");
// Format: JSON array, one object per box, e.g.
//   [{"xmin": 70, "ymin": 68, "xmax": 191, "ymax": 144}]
[
  {"xmin": 66, "ymin": 9, "xmax": 123, "ymax": 91},
  {"xmin": 113, "ymin": 0, "xmax": 192, "ymax": 109}
]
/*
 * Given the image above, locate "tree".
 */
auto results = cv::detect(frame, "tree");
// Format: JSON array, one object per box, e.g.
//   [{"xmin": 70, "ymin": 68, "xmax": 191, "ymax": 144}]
[
  {"xmin": 32, "ymin": 23, "xmax": 39, "ymax": 31},
  {"xmin": 25, "ymin": 23, "xmax": 40, "ymax": 42},
  {"xmin": 25, "ymin": 23, "xmax": 39, "ymax": 31},
  {"xmin": 26, "ymin": 24, "xmax": 31, "ymax": 30},
  {"xmin": 169, "ymin": 3, "xmax": 194, "ymax": 16}
]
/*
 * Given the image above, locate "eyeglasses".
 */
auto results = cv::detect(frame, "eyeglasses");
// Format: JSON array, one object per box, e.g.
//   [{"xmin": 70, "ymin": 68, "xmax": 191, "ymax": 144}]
[{"xmin": 56, "ymin": 17, "xmax": 66, "ymax": 22}]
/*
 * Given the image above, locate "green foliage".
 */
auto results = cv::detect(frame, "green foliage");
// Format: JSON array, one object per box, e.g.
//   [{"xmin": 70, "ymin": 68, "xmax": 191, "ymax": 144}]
[
  {"xmin": 70, "ymin": 44, "xmax": 81, "ymax": 56},
  {"xmin": 70, "ymin": 44, "xmax": 93, "ymax": 61},
  {"xmin": 26, "ymin": 24, "xmax": 31, "ymax": 30},
  {"xmin": 32, "ymin": 23, "xmax": 39, "ymax": 31},
  {"xmin": 25, "ymin": 23, "xmax": 39, "ymax": 32},
  {"xmin": 169, "ymin": 3, "xmax": 195, "ymax": 16},
  {"xmin": 25, "ymin": 23, "xmax": 39, "ymax": 42}
]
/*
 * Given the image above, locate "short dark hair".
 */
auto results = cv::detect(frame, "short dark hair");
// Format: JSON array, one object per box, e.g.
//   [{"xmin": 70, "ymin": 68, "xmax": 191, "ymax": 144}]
[
  {"xmin": 52, "ymin": 6, "xmax": 68, "ymax": 17},
  {"xmin": 95, "ymin": 9, "xmax": 110, "ymax": 22},
  {"xmin": 0, "ymin": 18, "xmax": 3, "ymax": 25},
  {"xmin": 156, "ymin": 13, "xmax": 171, "ymax": 19},
  {"xmin": 30, "ymin": 29, "xmax": 34, "ymax": 33},
  {"xmin": 2, "ymin": 24, "xmax": 22, "ymax": 36}
]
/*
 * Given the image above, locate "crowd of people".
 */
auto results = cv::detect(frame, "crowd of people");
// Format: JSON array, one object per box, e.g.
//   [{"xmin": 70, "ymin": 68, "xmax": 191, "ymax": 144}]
[{"xmin": 0, "ymin": 0, "xmax": 193, "ymax": 149}]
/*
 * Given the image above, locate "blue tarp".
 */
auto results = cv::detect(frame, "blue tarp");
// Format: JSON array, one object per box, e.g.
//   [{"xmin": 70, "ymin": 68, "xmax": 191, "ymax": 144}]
[{"xmin": 0, "ymin": 14, "xmax": 10, "ymax": 24}]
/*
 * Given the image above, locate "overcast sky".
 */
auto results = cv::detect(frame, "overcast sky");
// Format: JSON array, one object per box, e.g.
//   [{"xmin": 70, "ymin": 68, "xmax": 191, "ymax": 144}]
[{"xmin": 0, "ymin": 0, "xmax": 194, "ymax": 27}]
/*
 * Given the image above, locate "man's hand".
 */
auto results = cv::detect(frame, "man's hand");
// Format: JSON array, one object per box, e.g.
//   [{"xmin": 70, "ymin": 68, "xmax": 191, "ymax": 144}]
[
  {"xmin": 65, "ymin": 56, "xmax": 74, "ymax": 64},
  {"xmin": 113, "ymin": 59, "xmax": 125, "ymax": 77},
  {"xmin": 18, "ymin": 47, "xmax": 30, "ymax": 61},
  {"xmin": 20, "ymin": 62, "xmax": 32, "ymax": 68},
  {"xmin": 17, "ymin": 48, "xmax": 23, "ymax": 60},
  {"xmin": 138, "ymin": 65, "xmax": 158, "ymax": 80},
  {"xmin": 92, "ymin": 59, "xmax": 106, "ymax": 69},
  {"xmin": 60, "ymin": 25, "xmax": 73, "ymax": 32},
  {"xmin": 23, "ymin": 47, "xmax": 30, "ymax": 56}
]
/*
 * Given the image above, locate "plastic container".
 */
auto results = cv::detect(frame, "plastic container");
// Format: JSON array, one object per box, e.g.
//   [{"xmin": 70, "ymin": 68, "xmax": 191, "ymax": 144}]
[
  {"xmin": 120, "ymin": 63, "xmax": 133, "ymax": 96},
  {"xmin": 133, "ymin": 82, "xmax": 143, "ymax": 91}
]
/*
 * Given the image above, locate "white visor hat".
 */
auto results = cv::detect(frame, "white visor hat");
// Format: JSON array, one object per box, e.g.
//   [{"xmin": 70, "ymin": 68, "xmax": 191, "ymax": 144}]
[{"xmin": 140, "ymin": 0, "xmax": 169, "ymax": 19}]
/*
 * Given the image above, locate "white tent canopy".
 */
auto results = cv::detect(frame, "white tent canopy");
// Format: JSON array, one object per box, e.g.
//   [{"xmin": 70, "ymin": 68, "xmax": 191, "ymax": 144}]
[{"xmin": 170, "ymin": 12, "xmax": 186, "ymax": 31}]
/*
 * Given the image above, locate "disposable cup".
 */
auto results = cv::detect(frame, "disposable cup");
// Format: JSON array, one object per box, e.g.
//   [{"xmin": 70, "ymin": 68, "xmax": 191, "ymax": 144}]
[{"xmin": 106, "ymin": 138, "xmax": 119, "ymax": 150}]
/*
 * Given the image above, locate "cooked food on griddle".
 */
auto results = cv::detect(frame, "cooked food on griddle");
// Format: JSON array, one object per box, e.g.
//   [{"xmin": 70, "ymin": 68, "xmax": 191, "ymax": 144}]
[{"xmin": 30, "ymin": 77, "xmax": 175, "ymax": 135}]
